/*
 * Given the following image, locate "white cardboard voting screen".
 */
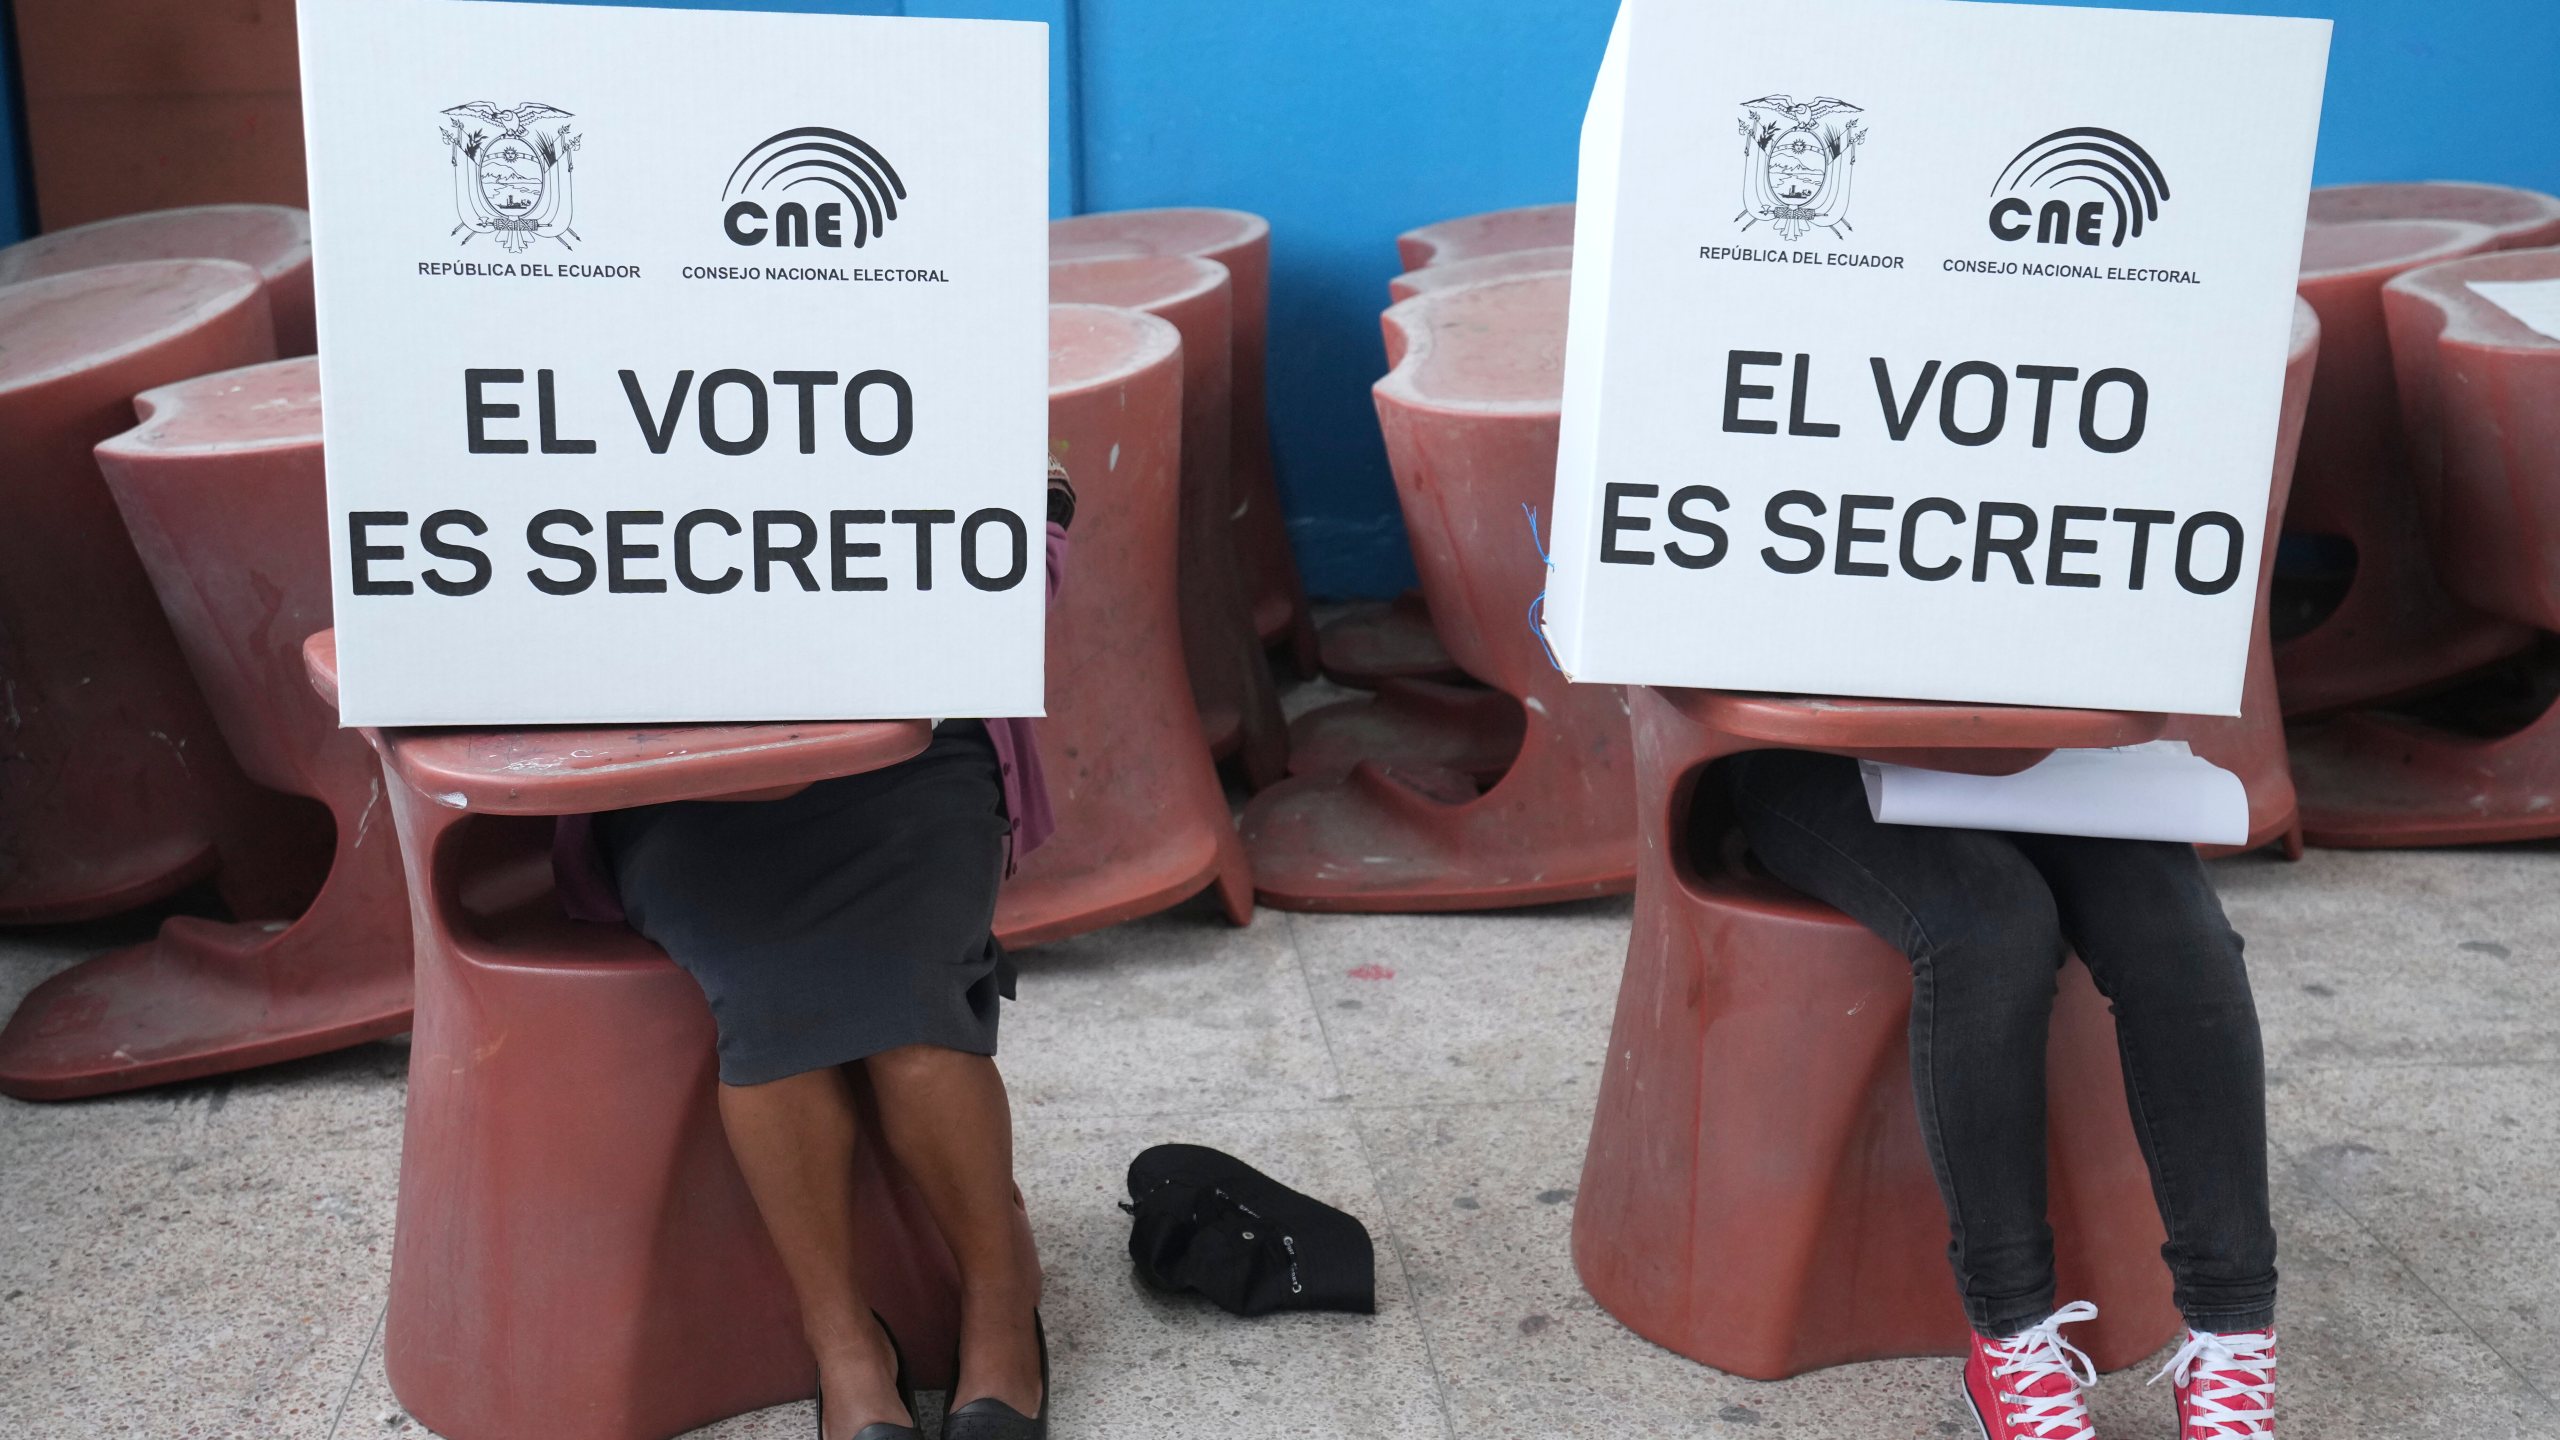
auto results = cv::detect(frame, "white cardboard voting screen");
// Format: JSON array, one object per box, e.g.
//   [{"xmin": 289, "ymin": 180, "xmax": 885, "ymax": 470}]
[
  {"xmin": 1548, "ymin": 0, "xmax": 2331, "ymax": 716},
  {"xmin": 299, "ymin": 0, "xmax": 1048, "ymax": 726}
]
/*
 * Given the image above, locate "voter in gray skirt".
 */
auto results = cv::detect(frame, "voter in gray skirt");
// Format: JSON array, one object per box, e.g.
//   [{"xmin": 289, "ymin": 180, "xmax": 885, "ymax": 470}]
[{"xmin": 555, "ymin": 464, "xmax": 1077, "ymax": 1440}]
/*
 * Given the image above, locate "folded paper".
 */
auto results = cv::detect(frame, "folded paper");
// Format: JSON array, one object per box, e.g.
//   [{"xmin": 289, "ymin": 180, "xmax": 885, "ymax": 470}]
[{"xmin": 1860, "ymin": 741, "xmax": 2249, "ymax": 846}]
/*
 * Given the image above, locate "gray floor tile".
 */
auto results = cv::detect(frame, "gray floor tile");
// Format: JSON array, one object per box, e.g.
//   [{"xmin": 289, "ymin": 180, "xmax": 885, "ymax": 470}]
[
  {"xmin": 1003, "ymin": 903, "xmax": 1344, "ymax": 1118},
  {"xmin": 1009, "ymin": 1106, "xmax": 1448, "ymax": 1440},
  {"xmin": 7, "ymin": 816, "xmax": 2558, "ymax": 1437},
  {"xmin": 2216, "ymin": 848, "xmax": 2560, "ymax": 1067},
  {"xmin": 331, "ymin": 1104, "xmax": 1446, "ymax": 1440},
  {"xmin": 1288, "ymin": 899, "xmax": 1630, "ymax": 1108},
  {"xmin": 2272, "ymin": 1058, "xmax": 2560, "ymax": 1402},
  {"xmin": 0, "ymin": 1046, "xmax": 402, "ymax": 1440},
  {"xmin": 1358, "ymin": 1094, "xmax": 2560, "ymax": 1439}
]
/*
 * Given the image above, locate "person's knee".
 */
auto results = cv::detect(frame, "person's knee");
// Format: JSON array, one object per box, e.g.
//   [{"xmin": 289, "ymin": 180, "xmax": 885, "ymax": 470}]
[
  {"xmin": 865, "ymin": 1042, "xmax": 987, "ymax": 1087},
  {"xmin": 1913, "ymin": 858, "xmax": 2066, "ymax": 986},
  {"xmin": 2071, "ymin": 843, "xmax": 2252, "ymax": 999}
]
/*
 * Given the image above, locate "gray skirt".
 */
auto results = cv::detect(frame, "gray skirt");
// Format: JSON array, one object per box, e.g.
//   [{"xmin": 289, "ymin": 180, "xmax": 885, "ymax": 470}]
[{"xmin": 596, "ymin": 721, "xmax": 1014, "ymax": 1086}]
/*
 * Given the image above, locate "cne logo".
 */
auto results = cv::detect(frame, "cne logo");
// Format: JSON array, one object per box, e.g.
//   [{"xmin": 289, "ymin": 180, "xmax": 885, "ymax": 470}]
[
  {"xmin": 1987, "ymin": 128, "xmax": 2171, "ymax": 249},
  {"xmin": 722, "ymin": 127, "xmax": 908, "ymax": 249}
]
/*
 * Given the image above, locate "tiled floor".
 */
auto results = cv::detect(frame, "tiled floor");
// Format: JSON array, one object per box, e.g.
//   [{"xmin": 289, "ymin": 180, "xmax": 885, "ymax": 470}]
[{"xmin": 4, "ymin": 835, "xmax": 2557, "ymax": 1438}]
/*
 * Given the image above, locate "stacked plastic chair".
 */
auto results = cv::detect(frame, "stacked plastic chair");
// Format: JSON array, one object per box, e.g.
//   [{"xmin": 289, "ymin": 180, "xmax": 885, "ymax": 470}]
[
  {"xmin": 0, "ymin": 259, "xmax": 320, "ymax": 928},
  {"xmin": 2159, "ymin": 298, "xmax": 2322, "ymax": 859},
  {"xmin": 1575, "ymin": 690, "xmax": 2180, "ymax": 1379},
  {"xmin": 1323, "ymin": 207, "xmax": 1577, "ymax": 690},
  {"xmin": 1048, "ymin": 209, "xmax": 1315, "ymax": 669},
  {"xmin": 995, "ymin": 305, "xmax": 1254, "ymax": 946},
  {"xmin": 1244, "ymin": 273, "xmax": 1636, "ymax": 911},
  {"xmin": 0, "ymin": 204, "xmax": 316, "ymax": 356},
  {"xmin": 1296, "ymin": 233, "xmax": 1581, "ymax": 781},
  {"xmin": 0, "ymin": 357, "xmax": 410, "ymax": 1100},
  {"xmin": 2277, "ymin": 211, "xmax": 2534, "ymax": 718},
  {"xmin": 302, "ymin": 634, "xmax": 993, "ymax": 1440},
  {"xmin": 2290, "ymin": 244, "xmax": 2560, "ymax": 844},
  {"xmin": 1049, "ymin": 254, "xmax": 1289, "ymax": 788}
]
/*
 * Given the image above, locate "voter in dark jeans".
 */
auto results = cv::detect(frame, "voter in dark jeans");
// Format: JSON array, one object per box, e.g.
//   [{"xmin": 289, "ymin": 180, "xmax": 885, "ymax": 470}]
[{"xmin": 1724, "ymin": 748, "xmax": 2276, "ymax": 1440}]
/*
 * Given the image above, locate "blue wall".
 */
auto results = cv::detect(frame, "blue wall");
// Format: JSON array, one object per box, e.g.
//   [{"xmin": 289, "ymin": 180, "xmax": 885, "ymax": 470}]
[
  {"xmin": 10, "ymin": 1, "xmax": 2559, "ymax": 595},
  {"xmin": 0, "ymin": 0, "xmax": 28, "ymax": 242}
]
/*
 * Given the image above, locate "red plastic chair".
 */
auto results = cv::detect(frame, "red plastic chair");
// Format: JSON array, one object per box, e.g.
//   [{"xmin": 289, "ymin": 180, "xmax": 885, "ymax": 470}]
[
  {"xmin": 1320, "ymin": 227, "xmax": 1580, "ymax": 690},
  {"xmin": 1388, "ymin": 242, "xmax": 1572, "ymax": 303},
  {"xmin": 996, "ymin": 305, "xmax": 1253, "ymax": 947},
  {"xmin": 2161, "ymin": 298, "xmax": 2320, "ymax": 861},
  {"xmin": 1049, "ymin": 209, "xmax": 1315, "ymax": 671},
  {"xmin": 1049, "ymin": 256, "xmax": 1288, "ymax": 789},
  {"xmin": 1395, "ymin": 201, "xmax": 1576, "ymax": 270},
  {"xmin": 2307, "ymin": 181, "xmax": 2560, "ymax": 251},
  {"xmin": 0, "ymin": 204, "xmax": 315, "ymax": 357},
  {"xmin": 1243, "ymin": 273, "xmax": 1635, "ymax": 911},
  {"xmin": 0, "ymin": 357, "xmax": 409, "ymax": 1100},
  {"xmin": 1576, "ymin": 689, "xmax": 2179, "ymax": 1380},
  {"xmin": 2275, "ymin": 220, "xmax": 2529, "ymax": 717},
  {"xmin": 301, "ymin": 633, "xmax": 993, "ymax": 1440},
  {"xmin": 0, "ymin": 259, "xmax": 318, "ymax": 926},
  {"xmin": 2291, "ymin": 246, "xmax": 2560, "ymax": 846},
  {"xmin": 1317, "ymin": 245, "xmax": 1581, "ymax": 693}
]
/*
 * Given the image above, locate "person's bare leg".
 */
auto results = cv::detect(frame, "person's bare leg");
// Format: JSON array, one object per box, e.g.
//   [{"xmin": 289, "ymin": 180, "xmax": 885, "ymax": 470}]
[
  {"xmin": 865, "ymin": 1044, "xmax": 1044, "ymax": 1414},
  {"xmin": 718, "ymin": 1068, "xmax": 914, "ymax": 1439}
]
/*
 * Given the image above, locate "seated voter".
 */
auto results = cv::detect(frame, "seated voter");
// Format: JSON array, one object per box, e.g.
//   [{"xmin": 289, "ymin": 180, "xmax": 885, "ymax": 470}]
[
  {"xmin": 1722, "ymin": 749, "xmax": 2275, "ymax": 1440},
  {"xmin": 551, "ymin": 459, "xmax": 1076, "ymax": 1440}
]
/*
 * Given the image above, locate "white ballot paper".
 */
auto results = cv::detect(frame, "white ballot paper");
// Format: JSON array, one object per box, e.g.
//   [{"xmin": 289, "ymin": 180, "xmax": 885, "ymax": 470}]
[
  {"xmin": 2468, "ymin": 279, "xmax": 2560, "ymax": 343},
  {"xmin": 1860, "ymin": 741, "xmax": 2247, "ymax": 846}
]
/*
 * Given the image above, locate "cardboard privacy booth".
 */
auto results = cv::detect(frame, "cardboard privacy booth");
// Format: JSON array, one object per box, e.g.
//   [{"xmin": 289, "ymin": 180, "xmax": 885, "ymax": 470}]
[
  {"xmin": 1546, "ymin": 0, "xmax": 2329, "ymax": 715},
  {"xmin": 298, "ymin": 0, "xmax": 1048, "ymax": 725}
]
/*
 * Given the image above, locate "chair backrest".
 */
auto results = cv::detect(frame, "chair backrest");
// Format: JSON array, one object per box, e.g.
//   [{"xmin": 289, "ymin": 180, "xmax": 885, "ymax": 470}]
[
  {"xmin": 95, "ymin": 356, "xmax": 332, "ymax": 793},
  {"xmin": 1395, "ymin": 201, "xmax": 1576, "ymax": 270},
  {"xmin": 1390, "ymin": 243, "xmax": 1571, "ymax": 302},
  {"xmin": 2383, "ymin": 247, "xmax": 2560, "ymax": 629},
  {"xmin": 1372, "ymin": 271, "xmax": 1568, "ymax": 694},
  {"xmin": 2308, "ymin": 181, "xmax": 2560, "ymax": 251},
  {"xmin": 1049, "ymin": 255, "xmax": 1236, "ymax": 528},
  {"xmin": 2292, "ymin": 220, "xmax": 2495, "ymax": 520},
  {"xmin": 0, "ymin": 205, "xmax": 315, "ymax": 355}
]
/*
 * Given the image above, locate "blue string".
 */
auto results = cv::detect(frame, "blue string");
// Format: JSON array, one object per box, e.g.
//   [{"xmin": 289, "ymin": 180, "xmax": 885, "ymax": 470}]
[{"xmin": 1521, "ymin": 503, "xmax": 1563, "ymax": 673}]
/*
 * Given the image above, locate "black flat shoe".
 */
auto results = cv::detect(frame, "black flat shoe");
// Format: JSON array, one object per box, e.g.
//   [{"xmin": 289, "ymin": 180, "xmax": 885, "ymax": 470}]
[
  {"xmin": 943, "ymin": 1309, "xmax": 1049, "ymax": 1440},
  {"xmin": 818, "ymin": 1310, "xmax": 923, "ymax": 1440}
]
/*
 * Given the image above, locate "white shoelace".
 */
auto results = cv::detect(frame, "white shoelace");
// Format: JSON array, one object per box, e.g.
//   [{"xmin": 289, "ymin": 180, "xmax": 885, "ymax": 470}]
[
  {"xmin": 2152, "ymin": 1329, "xmax": 2277, "ymax": 1438},
  {"xmin": 1985, "ymin": 1300, "xmax": 2102, "ymax": 1439}
]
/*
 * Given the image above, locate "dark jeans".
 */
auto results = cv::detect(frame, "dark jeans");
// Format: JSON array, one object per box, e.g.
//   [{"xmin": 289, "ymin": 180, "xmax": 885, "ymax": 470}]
[{"xmin": 1726, "ymin": 749, "xmax": 2277, "ymax": 1337}]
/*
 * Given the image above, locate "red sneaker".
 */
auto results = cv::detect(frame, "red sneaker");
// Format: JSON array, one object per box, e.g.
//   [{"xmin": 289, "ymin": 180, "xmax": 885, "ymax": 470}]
[
  {"xmin": 2154, "ymin": 1328, "xmax": 2276, "ymax": 1438},
  {"xmin": 1964, "ymin": 1300, "xmax": 2102, "ymax": 1440}
]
